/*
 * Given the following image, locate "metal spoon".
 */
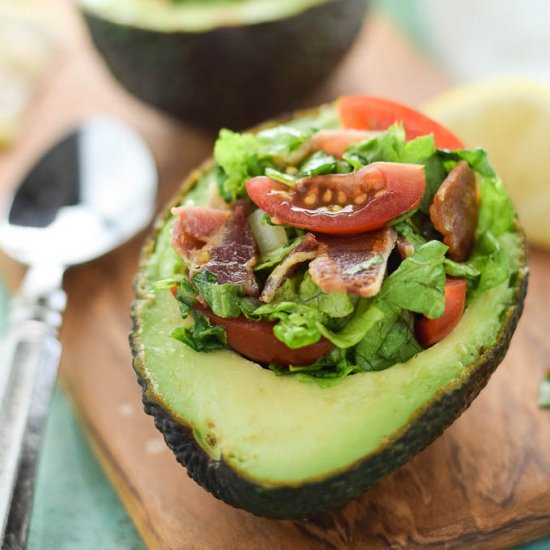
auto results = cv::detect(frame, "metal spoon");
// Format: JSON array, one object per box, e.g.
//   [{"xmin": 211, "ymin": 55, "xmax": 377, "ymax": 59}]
[{"xmin": 0, "ymin": 117, "xmax": 157, "ymax": 548}]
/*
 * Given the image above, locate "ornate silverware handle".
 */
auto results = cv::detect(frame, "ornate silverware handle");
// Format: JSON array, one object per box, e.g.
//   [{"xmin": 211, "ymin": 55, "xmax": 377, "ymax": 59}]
[{"xmin": 0, "ymin": 288, "xmax": 66, "ymax": 549}]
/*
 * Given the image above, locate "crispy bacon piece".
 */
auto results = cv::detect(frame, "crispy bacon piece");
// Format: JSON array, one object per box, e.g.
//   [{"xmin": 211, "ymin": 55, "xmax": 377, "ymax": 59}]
[
  {"xmin": 429, "ymin": 161, "xmax": 478, "ymax": 262},
  {"xmin": 260, "ymin": 233, "xmax": 321, "ymax": 303},
  {"xmin": 171, "ymin": 206, "xmax": 230, "ymax": 259},
  {"xmin": 396, "ymin": 235, "xmax": 415, "ymax": 260},
  {"xmin": 309, "ymin": 227, "xmax": 397, "ymax": 297},
  {"xmin": 171, "ymin": 201, "xmax": 259, "ymax": 296},
  {"xmin": 197, "ymin": 200, "xmax": 259, "ymax": 296}
]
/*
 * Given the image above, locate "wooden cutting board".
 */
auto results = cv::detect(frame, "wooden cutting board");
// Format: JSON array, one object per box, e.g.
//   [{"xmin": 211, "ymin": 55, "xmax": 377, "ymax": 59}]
[{"xmin": 1, "ymin": 2, "xmax": 550, "ymax": 548}]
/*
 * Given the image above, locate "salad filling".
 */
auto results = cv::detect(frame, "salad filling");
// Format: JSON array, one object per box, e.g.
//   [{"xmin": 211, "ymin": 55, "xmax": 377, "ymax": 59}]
[{"xmin": 158, "ymin": 96, "xmax": 517, "ymax": 383}]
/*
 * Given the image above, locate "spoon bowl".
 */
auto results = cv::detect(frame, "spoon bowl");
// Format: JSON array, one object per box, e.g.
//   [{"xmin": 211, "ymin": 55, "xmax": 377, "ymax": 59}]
[{"xmin": 0, "ymin": 117, "xmax": 156, "ymax": 268}]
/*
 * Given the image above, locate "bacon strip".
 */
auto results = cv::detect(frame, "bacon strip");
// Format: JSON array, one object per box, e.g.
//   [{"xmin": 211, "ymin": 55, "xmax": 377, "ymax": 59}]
[
  {"xmin": 309, "ymin": 227, "xmax": 397, "ymax": 297},
  {"xmin": 396, "ymin": 235, "xmax": 415, "ymax": 260},
  {"xmin": 260, "ymin": 233, "xmax": 321, "ymax": 303},
  {"xmin": 197, "ymin": 200, "xmax": 259, "ymax": 297},
  {"xmin": 171, "ymin": 206, "xmax": 230, "ymax": 259},
  {"xmin": 429, "ymin": 161, "xmax": 478, "ymax": 262},
  {"xmin": 171, "ymin": 201, "xmax": 259, "ymax": 297}
]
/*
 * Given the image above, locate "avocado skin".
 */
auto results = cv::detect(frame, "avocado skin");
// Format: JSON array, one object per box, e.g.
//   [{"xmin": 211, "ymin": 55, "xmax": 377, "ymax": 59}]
[
  {"xmin": 81, "ymin": 0, "xmax": 367, "ymax": 129},
  {"xmin": 131, "ymin": 259, "xmax": 527, "ymax": 519}
]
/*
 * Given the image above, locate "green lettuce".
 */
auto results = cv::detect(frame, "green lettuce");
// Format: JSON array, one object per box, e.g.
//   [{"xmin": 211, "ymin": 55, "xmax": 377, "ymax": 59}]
[
  {"xmin": 380, "ymin": 240, "xmax": 447, "ymax": 318},
  {"xmin": 214, "ymin": 125, "xmax": 315, "ymax": 201},
  {"xmin": 354, "ymin": 303, "xmax": 421, "ymax": 371},
  {"xmin": 174, "ymin": 278, "xmax": 196, "ymax": 318},
  {"xmin": 252, "ymin": 273, "xmax": 354, "ymax": 349},
  {"xmin": 171, "ymin": 310, "xmax": 226, "ymax": 352},
  {"xmin": 299, "ymin": 151, "xmax": 338, "ymax": 177},
  {"xmin": 193, "ymin": 271, "xmax": 244, "ymax": 318},
  {"xmin": 214, "ymin": 130, "xmax": 262, "ymax": 202}
]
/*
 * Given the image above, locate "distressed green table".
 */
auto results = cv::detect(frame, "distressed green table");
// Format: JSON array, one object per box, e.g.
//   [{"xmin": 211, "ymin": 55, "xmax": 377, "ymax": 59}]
[{"xmin": 0, "ymin": 281, "xmax": 144, "ymax": 549}]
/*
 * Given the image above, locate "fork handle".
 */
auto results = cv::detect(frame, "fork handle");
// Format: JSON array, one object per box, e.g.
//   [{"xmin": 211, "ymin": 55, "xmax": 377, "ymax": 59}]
[{"xmin": 0, "ymin": 290, "xmax": 65, "ymax": 549}]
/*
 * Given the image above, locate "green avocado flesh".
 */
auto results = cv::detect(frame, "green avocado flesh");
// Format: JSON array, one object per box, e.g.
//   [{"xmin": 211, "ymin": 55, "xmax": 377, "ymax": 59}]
[
  {"xmin": 132, "ymin": 105, "xmax": 527, "ymax": 516},
  {"xmin": 79, "ymin": 0, "xmax": 328, "ymax": 31}
]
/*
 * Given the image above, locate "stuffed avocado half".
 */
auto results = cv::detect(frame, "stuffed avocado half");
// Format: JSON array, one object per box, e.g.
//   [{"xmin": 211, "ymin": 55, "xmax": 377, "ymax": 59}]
[
  {"xmin": 78, "ymin": 0, "xmax": 367, "ymax": 128},
  {"xmin": 131, "ymin": 96, "xmax": 528, "ymax": 518}
]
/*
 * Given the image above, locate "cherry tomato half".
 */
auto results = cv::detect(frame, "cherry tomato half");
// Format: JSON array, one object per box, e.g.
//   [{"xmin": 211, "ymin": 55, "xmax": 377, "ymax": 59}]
[
  {"xmin": 195, "ymin": 303, "xmax": 333, "ymax": 366},
  {"xmin": 339, "ymin": 95, "xmax": 464, "ymax": 150},
  {"xmin": 246, "ymin": 162, "xmax": 425, "ymax": 235},
  {"xmin": 415, "ymin": 277, "xmax": 467, "ymax": 347}
]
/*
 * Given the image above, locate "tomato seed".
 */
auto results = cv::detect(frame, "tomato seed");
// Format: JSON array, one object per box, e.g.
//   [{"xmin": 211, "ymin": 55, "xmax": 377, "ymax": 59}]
[
  {"xmin": 322, "ymin": 190, "xmax": 333, "ymax": 203},
  {"xmin": 354, "ymin": 193, "xmax": 367, "ymax": 205},
  {"xmin": 304, "ymin": 193, "xmax": 318, "ymax": 206},
  {"xmin": 337, "ymin": 191, "xmax": 347, "ymax": 205}
]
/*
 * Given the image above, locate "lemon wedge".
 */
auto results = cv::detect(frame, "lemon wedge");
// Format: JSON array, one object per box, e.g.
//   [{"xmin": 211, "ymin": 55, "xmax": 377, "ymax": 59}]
[{"xmin": 424, "ymin": 77, "xmax": 550, "ymax": 249}]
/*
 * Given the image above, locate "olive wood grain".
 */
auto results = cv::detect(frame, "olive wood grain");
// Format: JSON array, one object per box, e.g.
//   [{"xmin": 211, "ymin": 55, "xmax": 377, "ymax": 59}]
[{"xmin": 0, "ymin": 1, "xmax": 549, "ymax": 549}]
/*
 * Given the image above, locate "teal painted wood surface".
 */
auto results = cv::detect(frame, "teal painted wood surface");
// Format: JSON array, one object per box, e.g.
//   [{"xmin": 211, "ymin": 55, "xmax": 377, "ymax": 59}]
[
  {"xmin": 0, "ymin": 279, "xmax": 144, "ymax": 549},
  {"xmin": 27, "ymin": 388, "xmax": 145, "ymax": 550}
]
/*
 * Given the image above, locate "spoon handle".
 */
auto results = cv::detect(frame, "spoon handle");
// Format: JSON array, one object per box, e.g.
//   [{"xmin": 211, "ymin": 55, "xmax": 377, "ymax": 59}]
[{"xmin": 0, "ymin": 290, "xmax": 65, "ymax": 549}]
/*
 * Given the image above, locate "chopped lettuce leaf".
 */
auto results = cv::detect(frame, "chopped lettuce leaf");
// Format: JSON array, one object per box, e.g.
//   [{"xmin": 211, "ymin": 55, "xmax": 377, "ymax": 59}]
[
  {"xmin": 253, "ymin": 299, "xmax": 323, "ymax": 348},
  {"xmin": 299, "ymin": 151, "xmax": 338, "ymax": 177},
  {"xmin": 477, "ymin": 176, "xmax": 516, "ymax": 237},
  {"xmin": 273, "ymin": 308, "xmax": 323, "ymax": 349},
  {"xmin": 354, "ymin": 303, "xmax": 421, "ymax": 371},
  {"xmin": 267, "ymin": 348, "xmax": 357, "ymax": 387},
  {"xmin": 193, "ymin": 271, "xmax": 243, "ymax": 318},
  {"xmin": 420, "ymin": 155, "xmax": 448, "ymax": 213},
  {"xmin": 444, "ymin": 258, "xmax": 481, "ymax": 280},
  {"xmin": 438, "ymin": 148, "xmax": 497, "ymax": 179},
  {"xmin": 264, "ymin": 167, "xmax": 296, "ymax": 186},
  {"xmin": 290, "ymin": 349, "xmax": 359, "ymax": 384},
  {"xmin": 380, "ymin": 240, "xmax": 447, "ymax": 318},
  {"xmin": 318, "ymin": 298, "xmax": 382, "ymax": 348},
  {"xmin": 252, "ymin": 274, "xmax": 354, "ymax": 349},
  {"xmin": 254, "ymin": 236, "xmax": 303, "ymax": 271},
  {"xmin": 153, "ymin": 275, "xmax": 185, "ymax": 292},
  {"xmin": 171, "ymin": 310, "xmax": 226, "ymax": 352},
  {"xmin": 256, "ymin": 125, "xmax": 313, "ymax": 159},
  {"xmin": 394, "ymin": 219, "xmax": 428, "ymax": 250},
  {"xmin": 175, "ymin": 278, "xmax": 196, "ymax": 318},
  {"xmin": 214, "ymin": 129, "xmax": 262, "ymax": 202},
  {"xmin": 299, "ymin": 273, "xmax": 354, "ymax": 318},
  {"xmin": 343, "ymin": 124, "xmax": 436, "ymax": 166},
  {"xmin": 214, "ymin": 125, "xmax": 314, "ymax": 202}
]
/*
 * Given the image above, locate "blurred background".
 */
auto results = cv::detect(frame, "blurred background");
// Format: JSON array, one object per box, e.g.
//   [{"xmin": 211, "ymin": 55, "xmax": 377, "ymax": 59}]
[{"xmin": 0, "ymin": 0, "xmax": 549, "ymax": 547}]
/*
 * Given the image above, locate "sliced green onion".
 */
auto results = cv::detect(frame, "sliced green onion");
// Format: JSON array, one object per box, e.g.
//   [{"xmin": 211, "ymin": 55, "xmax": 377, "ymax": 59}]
[{"xmin": 248, "ymin": 208, "xmax": 288, "ymax": 257}]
